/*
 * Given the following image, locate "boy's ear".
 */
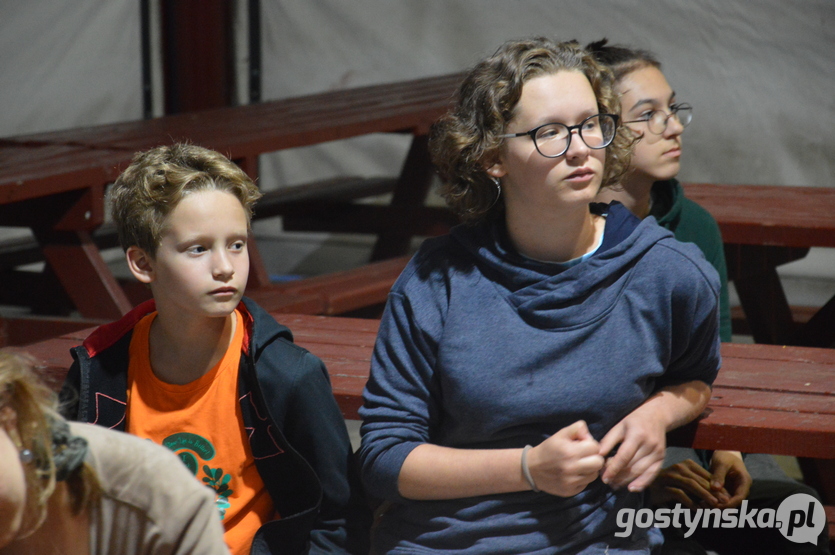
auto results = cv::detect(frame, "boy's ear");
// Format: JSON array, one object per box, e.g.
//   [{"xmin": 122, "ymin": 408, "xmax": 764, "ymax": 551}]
[{"xmin": 126, "ymin": 246, "xmax": 155, "ymax": 284}]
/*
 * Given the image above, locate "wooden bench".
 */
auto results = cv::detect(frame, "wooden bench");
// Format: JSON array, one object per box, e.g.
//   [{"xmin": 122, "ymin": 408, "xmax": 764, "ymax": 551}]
[
  {"xmin": 1, "ymin": 254, "xmax": 410, "ymax": 347},
  {"xmin": 0, "ymin": 72, "xmax": 464, "ymax": 324},
  {"xmin": 11, "ymin": 314, "xmax": 835, "ymax": 543},
  {"xmin": 0, "ymin": 173, "xmax": 412, "ymax": 340},
  {"xmin": 13, "ymin": 321, "xmax": 835, "ymax": 461},
  {"xmin": 248, "ymin": 255, "xmax": 411, "ymax": 317}
]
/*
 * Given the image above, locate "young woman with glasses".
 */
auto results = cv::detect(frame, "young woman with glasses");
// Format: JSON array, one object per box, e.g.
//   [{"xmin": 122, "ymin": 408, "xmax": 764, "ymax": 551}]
[
  {"xmin": 358, "ymin": 37, "xmax": 721, "ymax": 554},
  {"xmin": 588, "ymin": 39, "xmax": 830, "ymax": 555}
]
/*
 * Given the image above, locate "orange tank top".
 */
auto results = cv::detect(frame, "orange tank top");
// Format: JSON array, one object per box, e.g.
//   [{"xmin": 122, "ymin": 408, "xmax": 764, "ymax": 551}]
[{"xmin": 126, "ymin": 310, "xmax": 276, "ymax": 555}]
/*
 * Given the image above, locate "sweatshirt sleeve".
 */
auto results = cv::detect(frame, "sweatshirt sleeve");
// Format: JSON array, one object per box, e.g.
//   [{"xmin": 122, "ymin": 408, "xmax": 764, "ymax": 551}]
[
  {"xmin": 673, "ymin": 195, "xmax": 732, "ymax": 342},
  {"xmin": 358, "ymin": 261, "xmax": 448, "ymax": 503},
  {"xmin": 76, "ymin": 422, "xmax": 231, "ymax": 555},
  {"xmin": 701, "ymin": 218, "xmax": 732, "ymax": 343},
  {"xmin": 657, "ymin": 242, "xmax": 723, "ymax": 389},
  {"xmin": 59, "ymin": 356, "xmax": 83, "ymax": 420}
]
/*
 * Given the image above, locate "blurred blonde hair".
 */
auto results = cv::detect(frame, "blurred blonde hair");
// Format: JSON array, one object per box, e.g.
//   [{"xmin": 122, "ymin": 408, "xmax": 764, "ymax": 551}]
[{"xmin": 0, "ymin": 351, "xmax": 98, "ymax": 537}]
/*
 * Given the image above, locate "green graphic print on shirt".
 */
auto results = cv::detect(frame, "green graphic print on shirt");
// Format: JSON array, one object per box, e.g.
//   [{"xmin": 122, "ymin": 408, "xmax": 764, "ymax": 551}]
[{"xmin": 163, "ymin": 432, "xmax": 233, "ymax": 519}]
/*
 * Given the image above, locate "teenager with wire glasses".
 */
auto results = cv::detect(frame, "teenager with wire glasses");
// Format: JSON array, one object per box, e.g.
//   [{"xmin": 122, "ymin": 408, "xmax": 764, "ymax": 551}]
[
  {"xmin": 588, "ymin": 38, "xmax": 830, "ymax": 555},
  {"xmin": 358, "ymin": 37, "xmax": 721, "ymax": 554}
]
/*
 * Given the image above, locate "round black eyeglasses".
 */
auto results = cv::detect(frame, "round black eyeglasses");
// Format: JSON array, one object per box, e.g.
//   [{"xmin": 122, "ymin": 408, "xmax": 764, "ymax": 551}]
[
  {"xmin": 497, "ymin": 113, "xmax": 619, "ymax": 158},
  {"xmin": 623, "ymin": 103, "xmax": 692, "ymax": 135}
]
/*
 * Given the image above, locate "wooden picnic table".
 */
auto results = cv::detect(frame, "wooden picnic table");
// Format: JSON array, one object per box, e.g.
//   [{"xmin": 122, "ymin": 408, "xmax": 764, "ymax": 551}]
[
  {"xmin": 0, "ymin": 72, "xmax": 463, "ymax": 323},
  {"xmin": 13, "ymin": 311, "xmax": 835, "ymax": 522},
  {"xmin": 5, "ymin": 98, "xmax": 834, "ymax": 356},
  {"xmin": 683, "ymin": 183, "xmax": 835, "ymax": 348},
  {"xmin": 16, "ymin": 312, "xmax": 835, "ymax": 455}
]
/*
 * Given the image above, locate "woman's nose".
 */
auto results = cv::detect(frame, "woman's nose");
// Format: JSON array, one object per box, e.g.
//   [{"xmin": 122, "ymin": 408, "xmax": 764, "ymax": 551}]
[
  {"xmin": 663, "ymin": 114, "xmax": 685, "ymax": 138},
  {"xmin": 565, "ymin": 129, "xmax": 591, "ymax": 159}
]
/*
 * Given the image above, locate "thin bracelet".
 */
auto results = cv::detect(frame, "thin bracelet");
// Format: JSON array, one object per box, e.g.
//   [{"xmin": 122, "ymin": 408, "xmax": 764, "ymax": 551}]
[{"xmin": 521, "ymin": 445, "xmax": 540, "ymax": 492}]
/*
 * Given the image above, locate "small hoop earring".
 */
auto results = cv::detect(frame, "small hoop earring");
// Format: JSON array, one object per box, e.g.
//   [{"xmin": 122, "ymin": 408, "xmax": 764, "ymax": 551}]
[
  {"xmin": 489, "ymin": 176, "xmax": 502, "ymax": 209},
  {"xmin": 19, "ymin": 448, "xmax": 34, "ymax": 464}
]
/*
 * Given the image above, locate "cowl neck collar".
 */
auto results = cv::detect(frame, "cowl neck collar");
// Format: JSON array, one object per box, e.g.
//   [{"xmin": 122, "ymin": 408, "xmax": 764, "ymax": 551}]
[{"xmin": 450, "ymin": 202, "xmax": 672, "ymax": 329}]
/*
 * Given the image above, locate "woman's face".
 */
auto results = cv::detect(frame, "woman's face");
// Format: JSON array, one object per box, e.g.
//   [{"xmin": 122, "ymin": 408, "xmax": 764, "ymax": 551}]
[
  {"xmin": 0, "ymin": 410, "xmax": 27, "ymax": 548},
  {"xmin": 489, "ymin": 70, "xmax": 607, "ymax": 217},
  {"xmin": 618, "ymin": 65, "xmax": 685, "ymax": 184}
]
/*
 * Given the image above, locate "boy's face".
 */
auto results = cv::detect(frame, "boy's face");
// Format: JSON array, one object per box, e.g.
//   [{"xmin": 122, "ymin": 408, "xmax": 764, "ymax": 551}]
[{"xmin": 131, "ymin": 190, "xmax": 250, "ymax": 320}]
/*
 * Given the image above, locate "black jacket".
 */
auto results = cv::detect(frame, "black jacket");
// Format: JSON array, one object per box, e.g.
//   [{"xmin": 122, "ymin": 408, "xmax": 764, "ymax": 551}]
[{"xmin": 60, "ymin": 297, "xmax": 370, "ymax": 554}]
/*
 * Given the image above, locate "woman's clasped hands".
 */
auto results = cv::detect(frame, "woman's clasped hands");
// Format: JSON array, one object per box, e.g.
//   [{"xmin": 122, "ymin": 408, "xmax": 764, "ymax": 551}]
[{"xmin": 528, "ymin": 409, "xmax": 668, "ymax": 497}]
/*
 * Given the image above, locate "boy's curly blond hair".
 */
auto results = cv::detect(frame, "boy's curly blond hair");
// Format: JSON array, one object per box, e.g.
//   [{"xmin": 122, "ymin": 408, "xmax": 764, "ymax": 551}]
[{"xmin": 109, "ymin": 143, "xmax": 262, "ymax": 256}]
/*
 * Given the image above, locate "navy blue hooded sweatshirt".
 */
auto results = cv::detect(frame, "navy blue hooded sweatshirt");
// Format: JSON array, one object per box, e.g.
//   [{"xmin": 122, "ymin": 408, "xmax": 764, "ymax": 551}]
[{"xmin": 359, "ymin": 203, "xmax": 721, "ymax": 554}]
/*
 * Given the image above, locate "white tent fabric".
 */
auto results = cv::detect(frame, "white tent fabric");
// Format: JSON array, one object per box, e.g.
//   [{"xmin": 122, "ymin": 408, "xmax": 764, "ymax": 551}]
[
  {"xmin": 2, "ymin": 0, "xmax": 832, "ymax": 188},
  {"xmin": 1, "ymin": 0, "xmax": 833, "ymax": 284},
  {"xmin": 257, "ymin": 0, "xmax": 835, "ymax": 190},
  {"xmin": 0, "ymin": 0, "xmax": 142, "ymax": 136}
]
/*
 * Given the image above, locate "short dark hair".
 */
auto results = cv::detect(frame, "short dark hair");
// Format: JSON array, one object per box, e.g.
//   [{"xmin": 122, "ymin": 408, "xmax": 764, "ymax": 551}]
[{"xmin": 585, "ymin": 38, "xmax": 661, "ymax": 82}]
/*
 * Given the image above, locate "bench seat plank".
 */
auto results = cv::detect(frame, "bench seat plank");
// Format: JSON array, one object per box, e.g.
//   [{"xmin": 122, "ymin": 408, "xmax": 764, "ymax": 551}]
[
  {"xmin": 277, "ymin": 313, "xmax": 381, "ymax": 334},
  {"xmin": 713, "ymin": 363, "xmax": 834, "ymax": 395},
  {"xmin": 16, "ymin": 318, "xmax": 834, "ymax": 453},
  {"xmin": 710, "ymin": 387, "xmax": 835, "ymax": 414},
  {"xmin": 671, "ymin": 404, "xmax": 835, "ymax": 459},
  {"xmin": 248, "ymin": 256, "xmax": 410, "ymax": 316},
  {"xmin": 720, "ymin": 342, "xmax": 835, "ymax": 364}
]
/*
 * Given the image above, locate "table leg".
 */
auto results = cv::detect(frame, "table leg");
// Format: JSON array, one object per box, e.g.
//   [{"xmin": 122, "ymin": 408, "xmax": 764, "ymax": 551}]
[
  {"xmin": 245, "ymin": 234, "xmax": 272, "ymax": 290},
  {"xmin": 9, "ymin": 187, "xmax": 133, "ymax": 321},
  {"xmin": 734, "ymin": 267, "xmax": 796, "ymax": 344},
  {"xmin": 36, "ymin": 229, "xmax": 133, "ymax": 321},
  {"xmin": 798, "ymin": 459, "xmax": 835, "ymax": 505},
  {"xmin": 795, "ymin": 294, "xmax": 835, "ymax": 348},
  {"xmin": 725, "ymin": 244, "xmax": 809, "ymax": 345},
  {"xmin": 370, "ymin": 134, "xmax": 434, "ymax": 261}
]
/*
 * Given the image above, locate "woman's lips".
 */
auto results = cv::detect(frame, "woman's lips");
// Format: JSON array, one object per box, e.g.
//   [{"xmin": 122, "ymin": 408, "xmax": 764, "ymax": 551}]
[{"xmin": 566, "ymin": 168, "xmax": 595, "ymax": 182}]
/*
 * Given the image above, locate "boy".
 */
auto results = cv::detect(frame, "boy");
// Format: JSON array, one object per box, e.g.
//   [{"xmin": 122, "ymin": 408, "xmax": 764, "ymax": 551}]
[{"xmin": 60, "ymin": 144, "xmax": 369, "ymax": 555}]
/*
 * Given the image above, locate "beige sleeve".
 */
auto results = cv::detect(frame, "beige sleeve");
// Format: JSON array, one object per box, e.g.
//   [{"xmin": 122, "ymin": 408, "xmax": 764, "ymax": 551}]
[{"xmin": 72, "ymin": 422, "xmax": 230, "ymax": 555}]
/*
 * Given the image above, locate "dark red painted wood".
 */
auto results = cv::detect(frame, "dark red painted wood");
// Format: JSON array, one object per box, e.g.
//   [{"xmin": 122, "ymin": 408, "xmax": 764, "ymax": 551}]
[
  {"xmin": 14, "ymin": 314, "xmax": 835, "ymax": 540},
  {"xmin": 683, "ymin": 183, "xmax": 835, "ymax": 248},
  {"xmin": 1, "ymin": 74, "xmax": 463, "ymax": 322},
  {"xmin": 18, "ymin": 318, "xmax": 834, "ymax": 453}
]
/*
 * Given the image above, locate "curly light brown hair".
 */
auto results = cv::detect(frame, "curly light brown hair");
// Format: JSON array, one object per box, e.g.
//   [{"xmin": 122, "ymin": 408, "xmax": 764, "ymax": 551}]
[
  {"xmin": 109, "ymin": 143, "xmax": 262, "ymax": 256},
  {"xmin": 430, "ymin": 37, "xmax": 632, "ymax": 224}
]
